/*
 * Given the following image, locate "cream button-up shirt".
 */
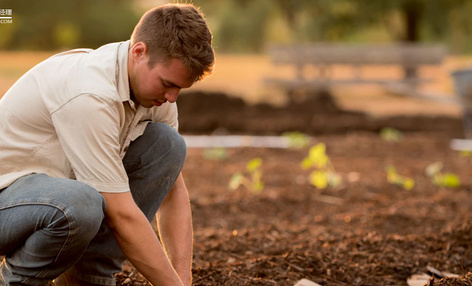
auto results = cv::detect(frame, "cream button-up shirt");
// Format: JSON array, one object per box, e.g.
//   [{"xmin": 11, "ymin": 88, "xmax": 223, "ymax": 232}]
[{"xmin": 0, "ymin": 41, "xmax": 179, "ymax": 193}]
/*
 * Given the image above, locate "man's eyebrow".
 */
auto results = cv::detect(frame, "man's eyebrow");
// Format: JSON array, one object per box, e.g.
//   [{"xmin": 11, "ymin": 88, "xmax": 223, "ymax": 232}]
[{"xmin": 161, "ymin": 78, "xmax": 182, "ymax": 89}]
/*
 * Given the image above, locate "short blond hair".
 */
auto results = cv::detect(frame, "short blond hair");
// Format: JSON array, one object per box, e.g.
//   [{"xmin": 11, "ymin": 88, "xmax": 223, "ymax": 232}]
[{"xmin": 131, "ymin": 3, "xmax": 214, "ymax": 81}]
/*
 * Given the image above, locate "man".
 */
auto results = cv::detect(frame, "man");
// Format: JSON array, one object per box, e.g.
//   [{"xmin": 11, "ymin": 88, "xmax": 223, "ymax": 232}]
[{"xmin": 0, "ymin": 3, "xmax": 214, "ymax": 286}]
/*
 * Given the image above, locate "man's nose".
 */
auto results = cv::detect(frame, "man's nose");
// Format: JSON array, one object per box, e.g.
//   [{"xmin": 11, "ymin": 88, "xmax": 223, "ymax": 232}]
[{"xmin": 164, "ymin": 88, "xmax": 180, "ymax": 103}]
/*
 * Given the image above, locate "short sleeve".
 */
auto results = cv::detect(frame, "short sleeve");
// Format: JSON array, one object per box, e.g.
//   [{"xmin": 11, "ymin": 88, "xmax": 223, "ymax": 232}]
[{"xmin": 51, "ymin": 94, "xmax": 130, "ymax": 193}]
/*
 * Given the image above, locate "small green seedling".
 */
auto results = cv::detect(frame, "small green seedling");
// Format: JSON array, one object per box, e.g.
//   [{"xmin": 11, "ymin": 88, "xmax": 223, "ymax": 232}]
[
  {"xmin": 386, "ymin": 165, "xmax": 415, "ymax": 190},
  {"xmin": 203, "ymin": 147, "xmax": 228, "ymax": 161},
  {"xmin": 229, "ymin": 158, "xmax": 264, "ymax": 193},
  {"xmin": 458, "ymin": 150, "xmax": 472, "ymax": 165},
  {"xmin": 380, "ymin": 127, "xmax": 404, "ymax": 142},
  {"xmin": 282, "ymin": 131, "xmax": 310, "ymax": 148},
  {"xmin": 425, "ymin": 162, "xmax": 460, "ymax": 188},
  {"xmin": 301, "ymin": 143, "xmax": 341, "ymax": 189}
]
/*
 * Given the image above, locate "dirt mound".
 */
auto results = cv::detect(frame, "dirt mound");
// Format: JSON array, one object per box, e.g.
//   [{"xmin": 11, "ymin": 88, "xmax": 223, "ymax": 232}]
[{"xmin": 178, "ymin": 91, "xmax": 464, "ymax": 137}]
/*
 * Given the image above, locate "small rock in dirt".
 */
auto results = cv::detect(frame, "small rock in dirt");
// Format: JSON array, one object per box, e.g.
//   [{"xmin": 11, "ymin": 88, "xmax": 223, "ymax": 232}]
[
  {"xmin": 407, "ymin": 273, "xmax": 432, "ymax": 286},
  {"xmin": 294, "ymin": 278, "xmax": 322, "ymax": 286}
]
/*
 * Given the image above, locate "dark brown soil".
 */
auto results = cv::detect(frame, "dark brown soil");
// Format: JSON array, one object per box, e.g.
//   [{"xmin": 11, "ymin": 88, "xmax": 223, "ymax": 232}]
[
  {"xmin": 176, "ymin": 91, "xmax": 464, "ymax": 137},
  {"xmin": 116, "ymin": 92, "xmax": 472, "ymax": 286}
]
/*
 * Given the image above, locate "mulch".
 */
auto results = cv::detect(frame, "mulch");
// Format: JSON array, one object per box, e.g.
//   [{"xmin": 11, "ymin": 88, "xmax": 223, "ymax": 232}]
[{"xmin": 116, "ymin": 92, "xmax": 472, "ymax": 285}]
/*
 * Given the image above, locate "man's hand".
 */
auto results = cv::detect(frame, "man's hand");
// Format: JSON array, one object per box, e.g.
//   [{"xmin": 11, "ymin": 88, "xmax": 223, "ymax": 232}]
[{"xmin": 101, "ymin": 191, "xmax": 184, "ymax": 286}]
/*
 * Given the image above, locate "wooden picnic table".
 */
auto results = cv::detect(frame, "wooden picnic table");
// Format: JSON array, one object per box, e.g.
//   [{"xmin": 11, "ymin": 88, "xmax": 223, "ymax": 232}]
[{"xmin": 265, "ymin": 43, "xmax": 448, "ymax": 101}]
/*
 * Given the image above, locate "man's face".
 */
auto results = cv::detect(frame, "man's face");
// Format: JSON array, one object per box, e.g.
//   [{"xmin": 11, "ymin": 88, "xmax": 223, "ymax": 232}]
[{"xmin": 128, "ymin": 43, "xmax": 196, "ymax": 108}]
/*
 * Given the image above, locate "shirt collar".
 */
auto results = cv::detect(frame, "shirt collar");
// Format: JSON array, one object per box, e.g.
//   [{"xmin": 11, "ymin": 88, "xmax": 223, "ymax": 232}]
[{"xmin": 115, "ymin": 40, "xmax": 136, "ymax": 109}]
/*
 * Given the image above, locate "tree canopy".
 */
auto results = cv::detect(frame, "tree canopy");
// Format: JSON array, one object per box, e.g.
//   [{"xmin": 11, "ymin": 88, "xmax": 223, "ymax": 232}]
[
  {"xmin": 1, "ymin": 0, "xmax": 472, "ymax": 54},
  {"xmin": 0, "ymin": 0, "xmax": 139, "ymax": 50},
  {"xmin": 194, "ymin": 0, "xmax": 472, "ymax": 53}
]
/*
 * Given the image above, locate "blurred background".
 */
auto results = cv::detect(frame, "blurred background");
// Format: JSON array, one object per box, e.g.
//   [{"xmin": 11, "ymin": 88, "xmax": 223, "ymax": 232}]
[{"xmin": 1, "ymin": 0, "xmax": 472, "ymax": 117}]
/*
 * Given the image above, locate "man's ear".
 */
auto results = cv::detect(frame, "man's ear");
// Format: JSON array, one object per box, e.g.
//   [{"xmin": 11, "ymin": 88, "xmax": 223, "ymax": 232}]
[{"xmin": 130, "ymin": 42, "xmax": 148, "ymax": 62}]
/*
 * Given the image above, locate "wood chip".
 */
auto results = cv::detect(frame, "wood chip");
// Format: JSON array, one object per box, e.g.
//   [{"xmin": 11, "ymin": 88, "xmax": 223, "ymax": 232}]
[
  {"xmin": 294, "ymin": 278, "xmax": 322, "ymax": 286},
  {"xmin": 407, "ymin": 273, "xmax": 432, "ymax": 286}
]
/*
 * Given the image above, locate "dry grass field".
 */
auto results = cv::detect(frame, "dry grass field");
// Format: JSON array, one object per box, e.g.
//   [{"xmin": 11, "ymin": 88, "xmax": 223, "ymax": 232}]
[
  {"xmin": 0, "ymin": 51, "xmax": 53, "ymax": 96},
  {"xmin": 1, "ymin": 50, "xmax": 471, "ymax": 118}
]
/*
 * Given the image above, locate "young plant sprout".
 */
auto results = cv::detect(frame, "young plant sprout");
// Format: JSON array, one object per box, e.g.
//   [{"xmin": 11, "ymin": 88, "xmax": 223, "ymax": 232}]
[
  {"xmin": 229, "ymin": 158, "xmax": 264, "ymax": 193},
  {"xmin": 380, "ymin": 127, "xmax": 404, "ymax": 142},
  {"xmin": 386, "ymin": 165, "xmax": 415, "ymax": 190},
  {"xmin": 459, "ymin": 150, "xmax": 472, "ymax": 165},
  {"xmin": 301, "ymin": 143, "xmax": 341, "ymax": 189},
  {"xmin": 425, "ymin": 162, "xmax": 460, "ymax": 188},
  {"xmin": 282, "ymin": 131, "xmax": 310, "ymax": 148},
  {"xmin": 203, "ymin": 147, "xmax": 228, "ymax": 160}
]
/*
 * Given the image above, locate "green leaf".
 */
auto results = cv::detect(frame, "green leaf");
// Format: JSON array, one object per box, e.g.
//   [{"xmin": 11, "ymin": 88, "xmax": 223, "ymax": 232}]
[
  {"xmin": 309, "ymin": 170, "xmax": 328, "ymax": 189},
  {"xmin": 282, "ymin": 131, "xmax": 309, "ymax": 148},
  {"xmin": 386, "ymin": 165, "xmax": 399, "ymax": 183},
  {"xmin": 442, "ymin": 173, "xmax": 460, "ymax": 188},
  {"xmin": 403, "ymin": 178, "xmax": 415, "ymax": 190},
  {"xmin": 386, "ymin": 165, "xmax": 414, "ymax": 190},
  {"xmin": 435, "ymin": 173, "xmax": 460, "ymax": 188},
  {"xmin": 380, "ymin": 127, "xmax": 403, "ymax": 142},
  {"xmin": 246, "ymin": 158, "xmax": 262, "ymax": 172},
  {"xmin": 301, "ymin": 157, "xmax": 312, "ymax": 170},
  {"xmin": 308, "ymin": 143, "xmax": 329, "ymax": 168},
  {"xmin": 251, "ymin": 169, "xmax": 264, "ymax": 193},
  {"xmin": 203, "ymin": 147, "xmax": 228, "ymax": 160}
]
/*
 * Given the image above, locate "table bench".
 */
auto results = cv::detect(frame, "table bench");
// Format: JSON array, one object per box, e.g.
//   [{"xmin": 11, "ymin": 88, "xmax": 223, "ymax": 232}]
[{"xmin": 265, "ymin": 43, "xmax": 448, "ymax": 101}]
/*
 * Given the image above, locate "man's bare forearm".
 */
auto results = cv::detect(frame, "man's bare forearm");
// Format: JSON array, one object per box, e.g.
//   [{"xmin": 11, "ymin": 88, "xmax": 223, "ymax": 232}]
[
  {"xmin": 158, "ymin": 174, "xmax": 193, "ymax": 286},
  {"xmin": 101, "ymin": 192, "xmax": 184, "ymax": 286}
]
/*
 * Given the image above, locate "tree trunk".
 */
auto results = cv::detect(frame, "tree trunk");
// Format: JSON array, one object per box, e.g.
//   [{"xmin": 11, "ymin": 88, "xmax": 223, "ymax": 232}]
[{"xmin": 401, "ymin": 1, "xmax": 423, "ymax": 81}]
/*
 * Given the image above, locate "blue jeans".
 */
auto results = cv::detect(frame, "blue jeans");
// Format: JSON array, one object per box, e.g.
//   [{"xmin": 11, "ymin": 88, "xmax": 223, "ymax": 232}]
[{"xmin": 0, "ymin": 123, "xmax": 187, "ymax": 285}]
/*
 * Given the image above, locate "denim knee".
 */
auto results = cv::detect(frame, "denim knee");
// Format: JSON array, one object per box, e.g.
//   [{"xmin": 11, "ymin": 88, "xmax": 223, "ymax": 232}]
[
  {"xmin": 61, "ymin": 182, "xmax": 105, "ymax": 240},
  {"xmin": 146, "ymin": 123, "xmax": 187, "ymax": 166},
  {"xmin": 23, "ymin": 174, "xmax": 105, "ymax": 242},
  {"xmin": 124, "ymin": 123, "xmax": 187, "ymax": 173}
]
